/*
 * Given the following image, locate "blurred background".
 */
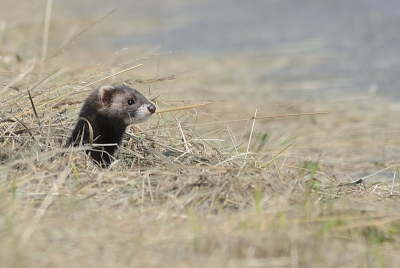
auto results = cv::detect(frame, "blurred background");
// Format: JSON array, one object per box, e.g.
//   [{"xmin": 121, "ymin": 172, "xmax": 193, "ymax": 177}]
[
  {"xmin": 3, "ymin": 0, "xmax": 400, "ymax": 99},
  {"xmin": 2, "ymin": 0, "xmax": 400, "ymax": 175}
]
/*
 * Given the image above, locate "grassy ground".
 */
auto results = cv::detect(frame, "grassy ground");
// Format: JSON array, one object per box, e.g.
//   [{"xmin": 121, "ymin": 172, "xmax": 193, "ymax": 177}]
[{"xmin": 1, "ymin": 2, "xmax": 400, "ymax": 267}]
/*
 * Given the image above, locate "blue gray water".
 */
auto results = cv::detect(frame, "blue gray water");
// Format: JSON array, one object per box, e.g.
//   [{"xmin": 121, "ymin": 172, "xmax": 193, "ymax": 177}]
[{"xmin": 58, "ymin": 0, "xmax": 400, "ymax": 99}]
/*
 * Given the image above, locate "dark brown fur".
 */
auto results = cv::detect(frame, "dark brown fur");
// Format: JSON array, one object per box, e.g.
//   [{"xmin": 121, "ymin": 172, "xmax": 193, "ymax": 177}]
[{"xmin": 65, "ymin": 84, "xmax": 156, "ymax": 167}]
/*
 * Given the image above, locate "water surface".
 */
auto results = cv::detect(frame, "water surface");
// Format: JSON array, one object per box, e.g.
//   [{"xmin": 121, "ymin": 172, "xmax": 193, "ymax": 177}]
[{"xmin": 53, "ymin": 0, "xmax": 400, "ymax": 99}]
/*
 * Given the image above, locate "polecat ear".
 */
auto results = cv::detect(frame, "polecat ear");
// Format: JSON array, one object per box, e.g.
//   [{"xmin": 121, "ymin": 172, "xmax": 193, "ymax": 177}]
[{"xmin": 98, "ymin": 86, "xmax": 115, "ymax": 106}]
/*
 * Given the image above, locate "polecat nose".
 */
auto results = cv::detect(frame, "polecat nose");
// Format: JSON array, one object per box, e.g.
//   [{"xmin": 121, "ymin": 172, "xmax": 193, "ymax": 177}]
[{"xmin": 148, "ymin": 104, "xmax": 156, "ymax": 114}]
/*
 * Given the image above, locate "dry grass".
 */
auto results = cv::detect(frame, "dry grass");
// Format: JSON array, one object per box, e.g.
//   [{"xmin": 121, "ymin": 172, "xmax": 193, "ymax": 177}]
[{"xmin": 1, "ymin": 2, "xmax": 400, "ymax": 267}]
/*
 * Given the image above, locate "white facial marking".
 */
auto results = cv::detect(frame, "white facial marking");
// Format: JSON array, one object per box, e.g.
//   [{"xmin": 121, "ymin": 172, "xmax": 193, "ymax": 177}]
[{"xmin": 125, "ymin": 104, "xmax": 153, "ymax": 125}]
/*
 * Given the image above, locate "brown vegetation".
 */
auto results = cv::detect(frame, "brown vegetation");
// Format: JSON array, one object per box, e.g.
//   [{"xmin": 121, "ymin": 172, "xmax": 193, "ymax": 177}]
[{"xmin": 1, "ymin": 1, "xmax": 400, "ymax": 267}]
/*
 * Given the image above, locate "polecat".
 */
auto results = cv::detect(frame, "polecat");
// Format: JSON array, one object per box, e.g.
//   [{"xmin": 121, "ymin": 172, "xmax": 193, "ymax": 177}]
[{"xmin": 65, "ymin": 84, "xmax": 156, "ymax": 167}]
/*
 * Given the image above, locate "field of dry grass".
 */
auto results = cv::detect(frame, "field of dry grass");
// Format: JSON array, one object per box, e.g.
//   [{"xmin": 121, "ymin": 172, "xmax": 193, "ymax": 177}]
[{"xmin": 1, "ymin": 2, "xmax": 400, "ymax": 267}]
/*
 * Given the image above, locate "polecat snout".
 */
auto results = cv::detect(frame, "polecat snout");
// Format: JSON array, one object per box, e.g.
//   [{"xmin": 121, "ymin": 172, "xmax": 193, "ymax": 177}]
[{"xmin": 65, "ymin": 84, "xmax": 156, "ymax": 167}]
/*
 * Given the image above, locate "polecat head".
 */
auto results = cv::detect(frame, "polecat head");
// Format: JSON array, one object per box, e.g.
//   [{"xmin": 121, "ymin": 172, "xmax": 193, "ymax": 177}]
[{"xmin": 97, "ymin": 84, "xmax": 156, "ymax": 126}]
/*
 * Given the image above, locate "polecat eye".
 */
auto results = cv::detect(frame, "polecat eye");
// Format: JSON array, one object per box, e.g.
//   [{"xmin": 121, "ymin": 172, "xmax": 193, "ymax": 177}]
[{"xmin": 127, "ymin": 99, "xmax": 135, "ymax": 105}]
